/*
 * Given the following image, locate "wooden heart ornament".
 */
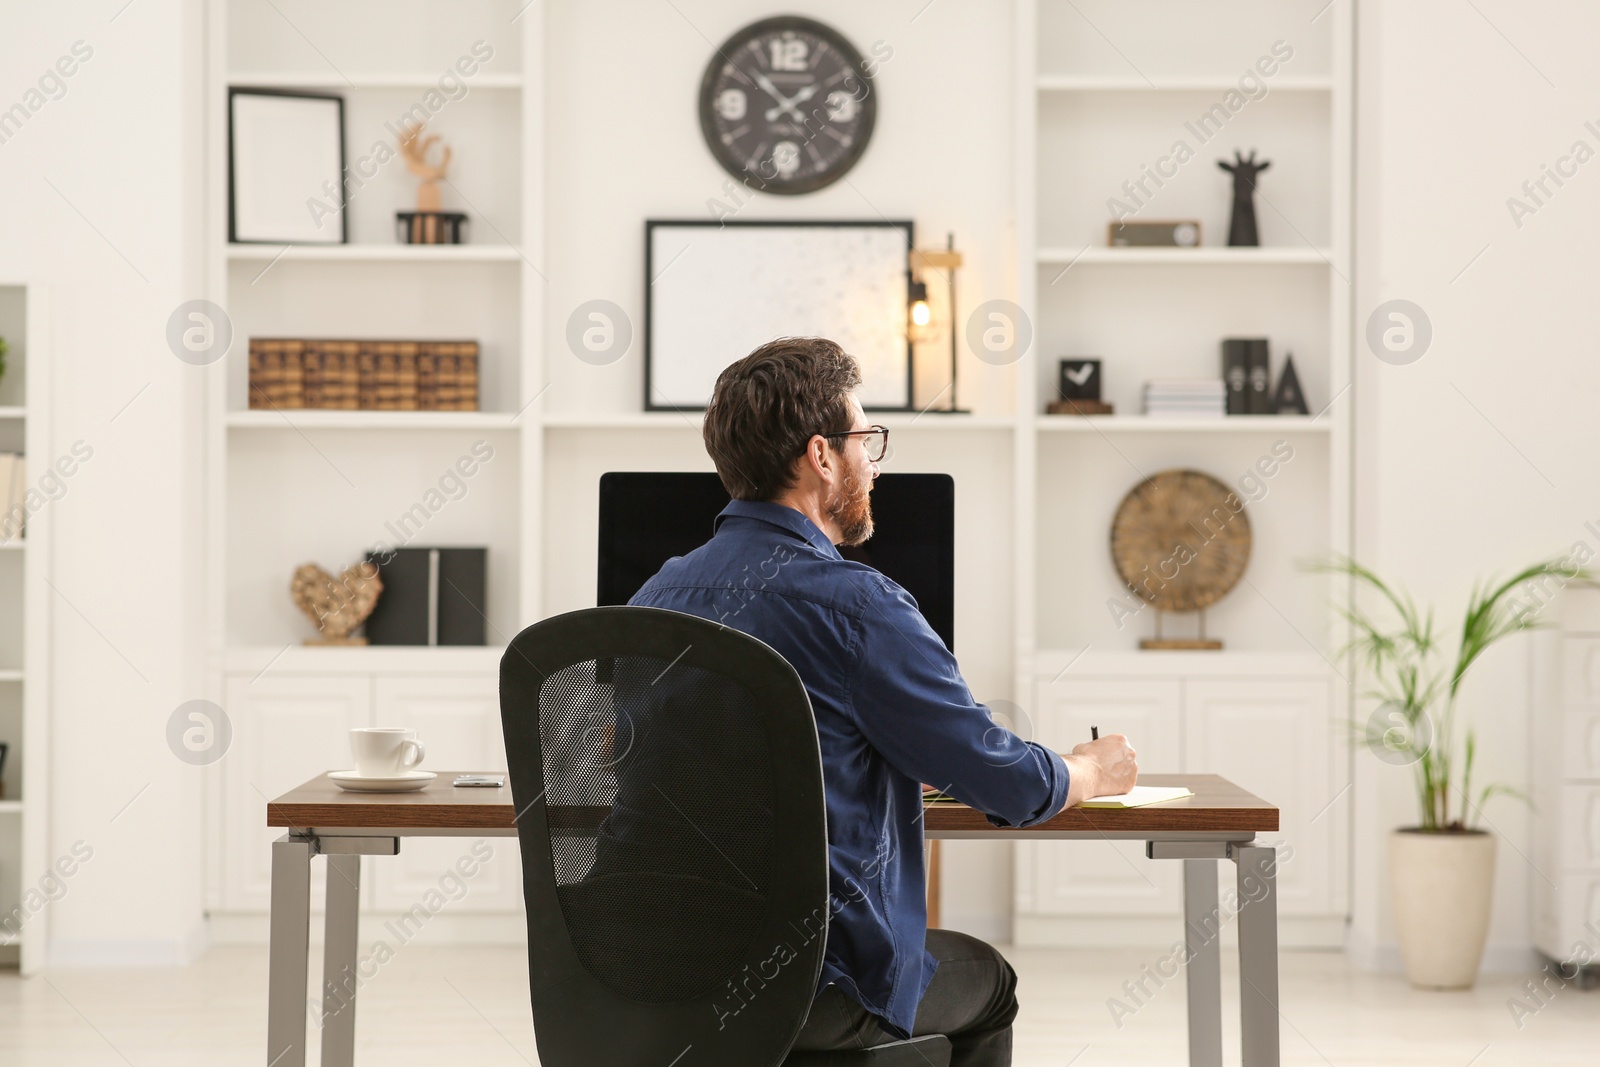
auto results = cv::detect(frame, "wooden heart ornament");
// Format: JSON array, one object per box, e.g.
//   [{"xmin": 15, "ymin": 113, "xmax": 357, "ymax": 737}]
[{"xmin": 290, "ymin": 561, "xmax": 383, "ymax": 645}]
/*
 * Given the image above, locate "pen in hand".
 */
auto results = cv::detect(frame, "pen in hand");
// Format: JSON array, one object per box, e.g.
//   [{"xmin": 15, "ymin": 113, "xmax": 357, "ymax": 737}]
[{"xmin": 1091, "ymin": 725, "xmax": 1099, "ymax": 741}]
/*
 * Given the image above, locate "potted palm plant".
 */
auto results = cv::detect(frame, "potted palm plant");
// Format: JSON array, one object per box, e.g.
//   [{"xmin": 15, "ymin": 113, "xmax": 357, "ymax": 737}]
[{"xmin": 1317, "ymin": 554, "xmax": 1589, "ymax": 988}]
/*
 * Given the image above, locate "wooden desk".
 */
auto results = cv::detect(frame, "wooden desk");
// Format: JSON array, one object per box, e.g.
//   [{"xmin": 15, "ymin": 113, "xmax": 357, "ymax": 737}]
[{"xmin": 266, "ymin": 772, "xmax": 1281, "ymax": 1067}]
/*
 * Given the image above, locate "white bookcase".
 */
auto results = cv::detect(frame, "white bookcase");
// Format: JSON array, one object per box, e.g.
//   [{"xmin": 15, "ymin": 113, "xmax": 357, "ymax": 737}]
[
  {"xmin": 1531, "ymin": 587, "xmax": 1600, "ymax": 970},
  {"xmin": 198, "ymin": 1, "xmax": 1354, "ymax": 946},
  {"xmin": 1010, "ymin": 0, "xmax": 1354, "ymax": 946},
  {"xmin": 201, "ymin": 0, "xmax": 543, "ymax": 929},
  {"xmin": 0, "ymin": 282, "xmax": 52, "ymax": 974}
]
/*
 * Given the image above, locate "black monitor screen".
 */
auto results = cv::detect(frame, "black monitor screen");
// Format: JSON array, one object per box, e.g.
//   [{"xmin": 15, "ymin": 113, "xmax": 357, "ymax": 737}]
[{"xmin": 598, "ymin": 471, "xmax": 955, "ymax": 652}]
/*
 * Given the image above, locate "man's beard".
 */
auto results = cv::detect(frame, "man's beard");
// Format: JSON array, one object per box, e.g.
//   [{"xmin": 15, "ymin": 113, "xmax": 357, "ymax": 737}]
[{"xmin": 826, "ymin": 464, "xmax": 874, "ymax": 547}]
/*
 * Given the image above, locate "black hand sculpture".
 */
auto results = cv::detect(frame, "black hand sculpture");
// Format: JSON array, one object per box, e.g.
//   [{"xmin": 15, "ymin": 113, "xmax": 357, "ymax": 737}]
[{"xmin": 1218, "ymin": 149, "xmax": 1271, "ymax": 247}]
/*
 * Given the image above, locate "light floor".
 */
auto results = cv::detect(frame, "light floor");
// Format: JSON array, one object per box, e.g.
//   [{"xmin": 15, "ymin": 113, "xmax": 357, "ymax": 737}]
[{"xmin": 0, "ymin": 944, "xmax": 1595, "ymax": 1065}]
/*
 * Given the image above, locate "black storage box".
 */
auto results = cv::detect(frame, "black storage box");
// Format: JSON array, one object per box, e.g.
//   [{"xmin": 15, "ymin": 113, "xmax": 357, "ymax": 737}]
[{"xmin": 363, "ymin": 546, "xmax": 487, "ymax": 646}]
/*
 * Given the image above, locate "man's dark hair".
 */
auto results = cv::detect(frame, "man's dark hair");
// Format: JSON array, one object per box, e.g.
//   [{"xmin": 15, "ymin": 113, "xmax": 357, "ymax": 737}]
[{"xmin": 702, "ymin": 337, "xmax": 862, "ymax": 501}]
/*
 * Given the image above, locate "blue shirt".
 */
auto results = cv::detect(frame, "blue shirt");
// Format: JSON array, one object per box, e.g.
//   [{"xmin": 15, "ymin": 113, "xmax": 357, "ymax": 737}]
[{"xmin": 630, "ymin": 498, "xmax": 1071, "ymax": 1037}]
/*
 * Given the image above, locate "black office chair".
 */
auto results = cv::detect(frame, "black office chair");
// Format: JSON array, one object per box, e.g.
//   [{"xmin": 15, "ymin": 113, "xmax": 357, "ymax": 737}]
[{"xmin": 500, "ymin": 606, "xmax": 951, "ymax": 1066}]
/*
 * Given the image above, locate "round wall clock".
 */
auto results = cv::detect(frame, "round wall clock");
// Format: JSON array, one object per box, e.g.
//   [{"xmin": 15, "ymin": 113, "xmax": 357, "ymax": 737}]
[{"xmin": 698, "ymin": 16, "xmax": 878, "ymax": 195}]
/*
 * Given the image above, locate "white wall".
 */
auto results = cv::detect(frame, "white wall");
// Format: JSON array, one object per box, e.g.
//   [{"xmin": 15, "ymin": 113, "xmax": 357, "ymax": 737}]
[
  {"xmin": 542, "ymin": 0, "xmax": 1020, "ymax": 418},
  {"xmin": 11, "ymin": 0, "xmax": 1598, "ymax": 965},
  {"xmin": 1352, "ymin": 0, "xmax": 1600, "ymax": 969},
  {"xmin": 0, "ymin": 1, "xmax": 207, "ymax": 963},
  {"xmin": 541, "ymin": 0, "xmax": 1024, "ymax": 939}
]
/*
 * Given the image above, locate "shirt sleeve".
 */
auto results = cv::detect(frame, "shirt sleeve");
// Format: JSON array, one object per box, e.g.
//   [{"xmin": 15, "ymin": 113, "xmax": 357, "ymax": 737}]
[{"xmin": 844, "ymin": 574, "xmax": 1071, "ymax": 829}]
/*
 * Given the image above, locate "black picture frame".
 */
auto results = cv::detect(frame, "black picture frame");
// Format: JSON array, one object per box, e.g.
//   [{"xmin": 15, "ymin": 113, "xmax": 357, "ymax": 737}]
[
  {"xmin": 228, "ymin": 87, "xmax": 347, "ymax": 245},
  {"xmin": 643, "ymin": 218, "xmax": 915, "ymax": 413},
  {"xmin": 1058, "ymin": 358, "xmax": 1103, "ymax": 401}
]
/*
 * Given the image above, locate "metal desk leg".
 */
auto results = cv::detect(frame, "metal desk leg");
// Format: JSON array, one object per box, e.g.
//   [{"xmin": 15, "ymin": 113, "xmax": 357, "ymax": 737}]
[
  {"xmin": 1235, "ymin": 845, "xmax": 1281, "ymax": 1067},
  {"xmin": 268, "ymin": 834, "xmax": 314, "ymax": 1067},
  {"xmin": 320, "ymin": 853, "xmax": 362, "ymax": 1067},
  {"xmin": 1182, "ymin": 859, "xmax": 1224, "ymax": 1067}
]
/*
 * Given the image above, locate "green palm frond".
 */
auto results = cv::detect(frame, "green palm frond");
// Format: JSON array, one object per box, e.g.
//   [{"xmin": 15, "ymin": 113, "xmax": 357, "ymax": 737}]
[{"xmin": 1303, "ymin": 552, "xmax": 1590, "ymax": 831}]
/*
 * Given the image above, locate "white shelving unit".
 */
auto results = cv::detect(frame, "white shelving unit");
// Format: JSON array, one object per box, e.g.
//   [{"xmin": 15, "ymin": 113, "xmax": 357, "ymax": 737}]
[
  {"xmin": 225, "ymin": 410, "xmax": 520, "ymax": 430},
  {"xmin": 228, "ymin": 73, "xmax": 524, "ymax": 91},
  {"xmin": 1037, "ymin": 74, "xmax": 1335, "ymax": 92},
  {"xmin": 202, "ymin": 0, "xmax": 542, "ymax": 925},
  {"xmin": 1012, "ymin": 0, "xmax": 1354, "ymax": 947},
  {"xmin": 197, "ymin": 0, "xmax": 1352, "ymax": 948},
  {"xmin": 1034, "ymin": 414, "xmax": 1332, "ymax": 433},
  {"xmin": 0, "ymin": 282, "xmax": 52, "ymax": 974},
  {"xmin": 1038, "ymin": 246, "xmax": 1334, "ymax": 266},
  {"xmin": 225, "ymin": 244, "xmax": 524, "ymax": 262}
]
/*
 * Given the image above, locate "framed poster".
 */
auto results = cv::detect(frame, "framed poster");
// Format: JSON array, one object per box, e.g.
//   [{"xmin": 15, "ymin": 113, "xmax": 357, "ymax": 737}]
[
  {"xmin": 228, "ymin": 88, "xmax": 347, "ymax": 245},
  {"xmin": 645, "ymin": 220, "xmax": 913, "ymax": 411}
]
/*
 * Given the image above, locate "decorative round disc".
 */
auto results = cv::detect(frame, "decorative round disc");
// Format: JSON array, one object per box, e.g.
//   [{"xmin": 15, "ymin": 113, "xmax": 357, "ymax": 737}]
[{"xmin": 1109, "ymin": 469, "xmax": 1252, "ymax": 613}]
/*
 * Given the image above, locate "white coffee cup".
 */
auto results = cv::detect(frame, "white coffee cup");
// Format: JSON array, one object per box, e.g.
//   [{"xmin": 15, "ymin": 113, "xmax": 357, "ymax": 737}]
[{"xmin": 350, "ymin": 727, "xmax": 426, "ymax": 778}]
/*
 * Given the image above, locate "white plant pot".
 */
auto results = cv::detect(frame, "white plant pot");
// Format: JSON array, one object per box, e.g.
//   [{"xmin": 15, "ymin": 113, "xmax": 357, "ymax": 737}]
[{"xmin": 1389, "ymin": 829, "xmax": 1496, "ymax": 989}]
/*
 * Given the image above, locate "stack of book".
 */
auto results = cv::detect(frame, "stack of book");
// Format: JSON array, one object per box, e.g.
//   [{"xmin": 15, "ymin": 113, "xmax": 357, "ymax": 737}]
[
  {"xmin": 248, "ymin": 339, "xmax": 480, "ymax": 412},
  {"xmin": 0, "ymin": 452, "xmax": 26, "ymax": 542},
  {"xmin": 1143, "ymin": 379, "xmax": 1226, "ymax": 418},
  {"xmin": 303, "ymin": 341, "xmax": 361, "ymax": 409},
  {"xmin": 248, "ymin": 339, "xmax": 306, "ymax": 409},
  {"xmin": 1222, "ymin": 337, "xmax": 1273, "ymax": 414}
]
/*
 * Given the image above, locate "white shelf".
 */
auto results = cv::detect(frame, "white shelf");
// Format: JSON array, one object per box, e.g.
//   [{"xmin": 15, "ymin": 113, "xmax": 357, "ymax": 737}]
[
  {"xmin": 541, "ymin": 413, "xmax": 1018, "ymax": 430},
  {"xmin": 227, "ymin": 410, "xmax": 520, "ymax": 431},
  {"xmin": 226, "ymin": 244, "xmax": 523, "ymax": 263},
  {"xmin": 0, "ymin": 541, "xmax": 22, "ymax": 550},
  {"xmin": 1038, "ymin": 247, "xmax": 1334, "ymax": 266},
  {"xmin": 0, "ymin": 406, "xmax": 24, "ymax": 419},
  {"xmin": 878, "ymin": 414, "xmax": 1017, "ymax": 430},
  {"xmin": 1037, "ymin": 75, "xmax": 1333, "ymax": 92},
  {"xmin": 1038, "ymin": 415, "xmax": 1330, "ymax": 433},
  {"xmin": 225, "ymin": 645, "xmax": 506, "ymax": 676},
  {"xmin": 0, "ymin": 801, "xmax": 21, "ymax": 815},
  {"xmin": 0, "ymin": 669, "xmax": 21, "ymax": 682},
  {"xmin": 1036, "ymin": 648, "xmax": 1332, "ymax": 678},
  {"xmin": 230, "ymin": 73, "xmax": 523, "ymax": 91}
]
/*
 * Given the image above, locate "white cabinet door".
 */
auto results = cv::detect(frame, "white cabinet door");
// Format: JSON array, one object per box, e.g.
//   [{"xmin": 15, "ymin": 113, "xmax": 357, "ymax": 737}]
[
  {"xmin": 222, "ymin": 674, "xmax": 371, "ymax": 911},
  {"xmin": 1563, "ymin": 637, "xmax": 1600, "ymax": 708},
  {"xmin": 1185, "ymin": 679, "xmax": 1334, "ymax": 915},
  {"xmin": 369, "ymin": 675, "xmax": 523, "ymax": 913},
  {"xmin": 1017, "ymin": 680, "xmax": 1183, "ymax": 917}
]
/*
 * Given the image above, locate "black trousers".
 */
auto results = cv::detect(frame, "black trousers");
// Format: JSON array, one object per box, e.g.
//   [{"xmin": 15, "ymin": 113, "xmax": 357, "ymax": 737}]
[{"xmin": 790, "ymin": 929, "xmax": 1019, "ymax": 1067}]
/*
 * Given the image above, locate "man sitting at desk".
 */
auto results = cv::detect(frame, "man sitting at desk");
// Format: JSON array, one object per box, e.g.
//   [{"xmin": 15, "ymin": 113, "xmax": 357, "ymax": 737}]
[{"xmin": 630, "ymin": 337, "xmax": 1138, "ymax": 1066}]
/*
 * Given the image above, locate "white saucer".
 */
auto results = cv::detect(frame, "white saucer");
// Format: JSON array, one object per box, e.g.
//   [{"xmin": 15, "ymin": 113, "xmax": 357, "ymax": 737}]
[{"xmin": 329, "ymin": 769, "xmax": 436, "ymax": 793}]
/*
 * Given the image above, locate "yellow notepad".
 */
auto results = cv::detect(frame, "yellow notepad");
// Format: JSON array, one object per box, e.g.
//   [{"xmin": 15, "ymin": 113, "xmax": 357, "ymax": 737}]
[{"xmin": 1079, "ymin": 785, "xmax": 1194, "ymax": 809}]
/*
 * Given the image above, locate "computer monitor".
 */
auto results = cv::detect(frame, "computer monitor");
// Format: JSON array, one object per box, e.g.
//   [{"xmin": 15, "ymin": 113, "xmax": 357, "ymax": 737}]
[{"xmin": 597, "ymin": 471, "xmax": 955, "ymax": 652}]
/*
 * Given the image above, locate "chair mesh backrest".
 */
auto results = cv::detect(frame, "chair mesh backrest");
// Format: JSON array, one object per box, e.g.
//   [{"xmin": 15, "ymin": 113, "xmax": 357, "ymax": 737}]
[{"xmin": 538, "ymin": 653, "xmax": 775, "ymax": 1003}]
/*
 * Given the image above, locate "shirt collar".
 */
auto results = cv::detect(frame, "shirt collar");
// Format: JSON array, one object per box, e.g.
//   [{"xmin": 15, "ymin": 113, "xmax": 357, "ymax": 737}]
[{"xmin": 714, "ymin": 499, "xmax": 841, "ymax": 559}]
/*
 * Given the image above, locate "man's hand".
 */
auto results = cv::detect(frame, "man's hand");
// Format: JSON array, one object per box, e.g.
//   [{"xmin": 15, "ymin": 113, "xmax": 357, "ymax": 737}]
[{"xmin": 1062, "ymin": 734, "xmax": 1138, "ymax": 807}]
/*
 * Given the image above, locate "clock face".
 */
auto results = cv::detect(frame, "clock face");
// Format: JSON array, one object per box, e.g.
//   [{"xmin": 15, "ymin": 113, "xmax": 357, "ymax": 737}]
[{"xmin": 698, "ymin": 16, "xmax": 878, "ymax": 196}]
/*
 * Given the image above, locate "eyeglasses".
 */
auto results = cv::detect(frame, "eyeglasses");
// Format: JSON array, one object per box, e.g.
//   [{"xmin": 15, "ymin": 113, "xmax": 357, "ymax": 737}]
[{"xmin": 820, "ymin": 425, "xmax": 889, "ymax": 463}]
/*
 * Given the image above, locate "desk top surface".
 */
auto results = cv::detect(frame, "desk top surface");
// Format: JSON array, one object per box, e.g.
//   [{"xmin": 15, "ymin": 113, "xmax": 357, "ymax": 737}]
[{"xmin": 267, "ymin": 772, "xmax": 1278, "ymax": 834}]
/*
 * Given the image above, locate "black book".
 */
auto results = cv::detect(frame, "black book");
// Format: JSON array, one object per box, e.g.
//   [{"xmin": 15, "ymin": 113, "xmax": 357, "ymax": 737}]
[
  {"xmin": 437, "ymin": 548, "xmax": 487, "ymax": 645},
  {"xmin": 1222, "ymin": 339, "xmax": 1251, "ymax": 415},
  {"xmin": 1247, "ymin": 338, "xmax": 1272, "ymax": 415},
  {"xmin": 363, "ymin": 547, "xmax": 487, "ymax": 646}
]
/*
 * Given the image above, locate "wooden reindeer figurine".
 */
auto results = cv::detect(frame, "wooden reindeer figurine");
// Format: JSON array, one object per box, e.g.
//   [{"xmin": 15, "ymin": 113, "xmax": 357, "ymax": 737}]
[
  {"xmin": 398, "ymin": 121, "xmax": 452, "ymax": 212},
  {"xmin": 395, "ymin": 121, "xmax": 466, "ymax": 243},
  {"xmin": 1218, "ymin": 148, "xmax": 1270, "ymax": 247}
]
